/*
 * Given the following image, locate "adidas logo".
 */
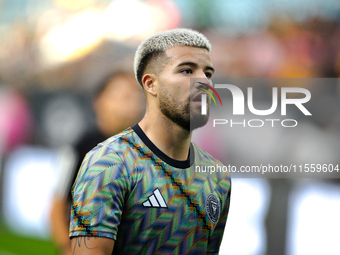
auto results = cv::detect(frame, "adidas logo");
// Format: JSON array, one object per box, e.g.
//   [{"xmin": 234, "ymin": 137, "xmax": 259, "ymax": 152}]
[{"xmin": 142, "ymin": 188, "xmax": 167, "ymax": 208}]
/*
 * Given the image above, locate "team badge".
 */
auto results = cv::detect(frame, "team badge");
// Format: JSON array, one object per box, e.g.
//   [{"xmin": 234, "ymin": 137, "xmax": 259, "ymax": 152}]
[{"xmin": 205, "ymin": 193, "xmax": 220, "ymax": 224}]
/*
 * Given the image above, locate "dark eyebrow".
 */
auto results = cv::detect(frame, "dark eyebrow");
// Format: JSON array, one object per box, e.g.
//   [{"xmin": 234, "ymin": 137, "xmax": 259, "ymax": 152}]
[
  {"xmin": 206, "ymin": 66, "xmax": 215, "ymax": 73},
  {"xmin": 177, "ymin": 62, "xmax": 215, "ymax": 73}
]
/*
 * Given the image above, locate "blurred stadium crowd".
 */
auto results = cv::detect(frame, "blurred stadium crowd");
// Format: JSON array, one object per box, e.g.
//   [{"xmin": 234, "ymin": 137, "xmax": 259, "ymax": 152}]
[{"xmin": 0, "ymin": 0, "xmax": 340, "ymax": 255}]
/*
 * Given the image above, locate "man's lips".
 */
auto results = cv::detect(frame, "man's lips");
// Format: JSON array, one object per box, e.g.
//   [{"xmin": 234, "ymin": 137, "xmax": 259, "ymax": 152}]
[
  {"xmin": 192, "ymin": 92, "xmax": 206, "ymax": 102},
  {"xmin": 191, "ymin": 82, "xmax": 210, "ymax": 102}
]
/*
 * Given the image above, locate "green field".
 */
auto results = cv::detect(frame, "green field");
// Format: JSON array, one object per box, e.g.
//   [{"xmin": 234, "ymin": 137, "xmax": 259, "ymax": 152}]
[{"xmin": 0, "ymin": 224, "xmax": 58, "ymax": 255}]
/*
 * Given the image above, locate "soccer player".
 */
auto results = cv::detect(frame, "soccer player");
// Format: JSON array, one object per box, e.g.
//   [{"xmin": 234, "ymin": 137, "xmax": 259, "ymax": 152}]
[{"xmin": 70, "ymin": 28, "xmax": 231, "ymax": 255}]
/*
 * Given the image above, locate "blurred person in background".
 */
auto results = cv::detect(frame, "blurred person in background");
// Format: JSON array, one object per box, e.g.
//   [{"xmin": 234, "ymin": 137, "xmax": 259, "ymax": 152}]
[
  {"xmin": 50, "ymin": 71, "xmax": 145, "ymax": 255},
  {"xmin": 0, "ymin": 86, "xmax": 33, "ymax": 155}
]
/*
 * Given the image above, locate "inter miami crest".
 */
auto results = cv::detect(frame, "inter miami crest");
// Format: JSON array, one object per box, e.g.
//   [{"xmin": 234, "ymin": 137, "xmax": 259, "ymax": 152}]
[{"xmin": 205, "ymin": 193, "xmax": 221, "ymax": 224}]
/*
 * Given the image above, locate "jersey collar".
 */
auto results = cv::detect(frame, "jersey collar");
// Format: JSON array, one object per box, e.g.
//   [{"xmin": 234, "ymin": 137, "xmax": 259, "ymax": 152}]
[{"xmin": 132, "ymin": 124, "xmax": 194, "ymax": 169}]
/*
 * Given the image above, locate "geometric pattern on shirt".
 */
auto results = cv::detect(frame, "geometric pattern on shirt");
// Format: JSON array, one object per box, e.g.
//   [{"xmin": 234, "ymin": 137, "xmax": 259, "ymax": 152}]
[{"xmin": 70, "ymin": 127, "xmax": 232, "ymax": 255}]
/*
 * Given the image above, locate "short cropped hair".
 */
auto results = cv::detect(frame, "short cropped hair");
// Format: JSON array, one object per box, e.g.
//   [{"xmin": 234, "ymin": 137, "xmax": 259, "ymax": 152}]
[{"xmin": 134, "ymin": 28, "xmax": 212, "ymax": 86}]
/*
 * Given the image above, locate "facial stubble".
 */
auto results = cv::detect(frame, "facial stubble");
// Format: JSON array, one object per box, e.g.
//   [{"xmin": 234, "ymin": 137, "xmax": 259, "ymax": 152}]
[{"xmin": 159, "ymin": 89, "xmax": 210, "ymax": 131}]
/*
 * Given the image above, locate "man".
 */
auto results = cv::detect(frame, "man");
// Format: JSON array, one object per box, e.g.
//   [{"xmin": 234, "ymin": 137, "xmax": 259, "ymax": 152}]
[
  {"xmin": 70, "ymin": 28, "xmax": 231, "ymax": 255},
  {"xmin": 50, "ymin": 71, "xmax": 145, "ymax": 255}
]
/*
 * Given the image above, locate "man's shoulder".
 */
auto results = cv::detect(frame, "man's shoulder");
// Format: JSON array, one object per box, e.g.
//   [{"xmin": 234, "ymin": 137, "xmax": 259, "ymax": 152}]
[
  {"xmin": 192, "ymin": 142, "xmax": 220, "ymax": 164},
  {"xmin": 82, "ymin": 127, "xmax": 140, "ymax": 167},
  {"xmin": 103, "ymin": 127, "xmax": 136, "ymax": 149},
  {"xmin": 192, "ymin": 142, "xmax": 230, "ymax": 179}
]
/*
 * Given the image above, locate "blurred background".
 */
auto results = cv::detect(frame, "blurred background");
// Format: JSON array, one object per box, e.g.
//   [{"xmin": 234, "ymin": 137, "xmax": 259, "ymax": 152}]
[{"xmin": 0, "ymin": 0, "xmax": 340, "ymax": 254}]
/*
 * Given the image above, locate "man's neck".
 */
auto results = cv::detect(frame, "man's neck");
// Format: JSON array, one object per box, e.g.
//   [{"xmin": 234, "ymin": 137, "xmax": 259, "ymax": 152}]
[{"xmin": 138, "ymin": 114, "xmax": 192, "ymax": 161}]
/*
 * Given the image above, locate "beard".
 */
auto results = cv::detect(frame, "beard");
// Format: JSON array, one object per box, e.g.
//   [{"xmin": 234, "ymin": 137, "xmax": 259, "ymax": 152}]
[{"xmin": 159, "ymin": 90, "xmax": 210, "ymax": 131}]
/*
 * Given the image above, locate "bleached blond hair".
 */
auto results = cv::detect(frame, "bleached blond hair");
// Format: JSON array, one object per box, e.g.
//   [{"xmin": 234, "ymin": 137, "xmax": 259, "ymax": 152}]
[{"xmin": 134, "ymin": 28, "xmax": 212, "ymax": 86}]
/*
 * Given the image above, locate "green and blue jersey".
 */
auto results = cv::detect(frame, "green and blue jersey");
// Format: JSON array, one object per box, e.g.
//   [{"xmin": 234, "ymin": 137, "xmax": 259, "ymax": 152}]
[{"xmin": 70, "ymin": 124, "xmax": 231, "ymax": 254}]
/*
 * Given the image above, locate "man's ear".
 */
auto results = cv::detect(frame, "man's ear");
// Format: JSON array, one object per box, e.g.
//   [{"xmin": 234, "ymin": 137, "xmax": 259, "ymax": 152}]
[{"xmin": 142, "ymin": 74, "xmax": 157, "ymax": 96}]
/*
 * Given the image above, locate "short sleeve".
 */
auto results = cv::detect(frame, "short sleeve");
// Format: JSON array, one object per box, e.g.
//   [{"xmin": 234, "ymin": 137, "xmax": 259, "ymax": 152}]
[{"xmin": 69, "ymin": 145, "xmax": 130, "ymax": 240}]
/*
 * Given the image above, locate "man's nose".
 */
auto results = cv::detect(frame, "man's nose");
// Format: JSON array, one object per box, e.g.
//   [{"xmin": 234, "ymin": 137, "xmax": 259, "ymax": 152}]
[
  {"xmin": 190, "ymin": 71, "xmax": 210, "ymax": 89},
  {"xmin": 196, "ymin": 70, "xmax": 210, "ymax": 81}
]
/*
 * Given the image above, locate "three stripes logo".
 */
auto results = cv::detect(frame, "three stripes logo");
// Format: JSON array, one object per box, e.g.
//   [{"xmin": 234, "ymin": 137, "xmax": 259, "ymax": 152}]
[
  {"xmin": 142, "ymin": 188, "xmax": 168, "ymax": 208},
  {"xmin": 197, "ymin": 82, "xmax": 222, "ymax": 116}
]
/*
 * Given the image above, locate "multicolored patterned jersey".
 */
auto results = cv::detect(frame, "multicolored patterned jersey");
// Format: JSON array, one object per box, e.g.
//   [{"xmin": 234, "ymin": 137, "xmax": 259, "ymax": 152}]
[{"xmin": 70, "ymin": 124, "xmax": 231, "ymax": 255}]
